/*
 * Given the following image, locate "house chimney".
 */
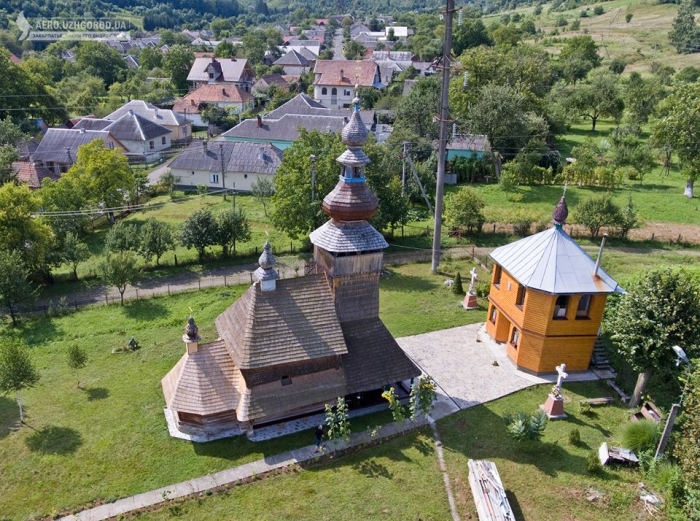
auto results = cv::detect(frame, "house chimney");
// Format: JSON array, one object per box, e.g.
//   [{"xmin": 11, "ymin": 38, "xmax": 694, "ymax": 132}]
[
  {"xmin": 80, "ymin": 127, "xmax": 86, "ymax": 134},
  {"xmin": 256, "ymin": 115, "xmax": 262, "ymax": 128},
  {"xmin": 258, "ymin": 146, "xmax": 265, "ymax": 161},
  {"xmin": 154, "ymin": 108, "xmax": 159, "ymax": 117},
  {"xmin": 339, "ymin": 68, "xmax": 344, "ymax": 80},
  {"xmin": 129, "ymin": 109, "xmax": 134, "ymax": 116},
  {"xmin": 203, "ymin": 140, "xmax": 207, "ymax": 152},
  {"xmin": 190, "ymin": 99, "xmax": 195, "ymax": 106},
  {"xmin": 222, "ymin": 87, "xmax": 226, "ymax": 96},
  {"xmin": 593, "ymin": 233, "xmax": 608, "ymax": 278}
]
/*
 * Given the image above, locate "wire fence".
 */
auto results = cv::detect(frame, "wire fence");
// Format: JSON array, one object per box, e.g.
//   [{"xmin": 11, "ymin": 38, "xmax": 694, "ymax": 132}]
[{"xmin": 16, "ymin": 246, "xmax": 483, "ymax": 319}]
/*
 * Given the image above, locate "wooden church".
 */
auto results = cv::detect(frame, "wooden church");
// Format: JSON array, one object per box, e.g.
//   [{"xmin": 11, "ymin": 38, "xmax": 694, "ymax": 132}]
[
  {"xmin": 161, "ymin": 96, "xmax": 420, "ymax": 436},
  {"xmin": 485, "ymin": 195, "xmax": 623, "ymax": 375}
]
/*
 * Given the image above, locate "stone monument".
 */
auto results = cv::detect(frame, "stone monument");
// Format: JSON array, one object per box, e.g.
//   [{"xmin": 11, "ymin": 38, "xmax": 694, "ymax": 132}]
[
  {"xmin": 541, "ymin": 363, "xmax": 568, "ymax": 419},
  {"xmin": 462, "ymin": 267, "xmax": 479, "ymax": 310}
]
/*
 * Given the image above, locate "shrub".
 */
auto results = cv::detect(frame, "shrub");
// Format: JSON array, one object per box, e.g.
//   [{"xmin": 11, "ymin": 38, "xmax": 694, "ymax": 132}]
[
  {"xmin": 622, "ymin": 419, "xmax": 659, "ymax": 452},
  {"xmin": 504, "ymin": 410, "xmax": 547, "ymax": 441},
  {"xmin": 444, "ymin": 187, "xmax": 486, "ymax": 235},
  {"xmin": 571, "ymin": 19, "xmax": 580, "ymax": 31},
  {"xmin": 593, "ymin": 5, "xmax": 604, "ymax": 15},
  {"xmin": 625, "ymin": 13, "xmax": 633, "ymax": 23},
  {"xmin": 609, "ymin": 57, "xmax": 626, "ymax": 74},
  {"xmin": 568, "ymin": 428, "xmax": 582, "ymax": 446},
  {"xmin": 452, "ymin": 272, "xmax": 464, "ymax": 295},
  {"xmin": 572, "ymin": 194, "xmax": 621, "ymax": 238},
  {"xmin": 587, "ymin": 451, "xmax": 604, "ymax": 474}
]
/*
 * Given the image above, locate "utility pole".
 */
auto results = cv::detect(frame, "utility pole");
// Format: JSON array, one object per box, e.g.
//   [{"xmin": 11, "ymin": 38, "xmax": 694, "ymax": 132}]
[
  {"xmin": 431, "ymin": 0, "xmax": 455, "ymax": 274},
  {"xmin": 219, "ymin": 142, "xmax": 227, "ymax": 200},
  {"xmin": 401, "ymin": 142, "xmax": 409, "ymax": 195}
]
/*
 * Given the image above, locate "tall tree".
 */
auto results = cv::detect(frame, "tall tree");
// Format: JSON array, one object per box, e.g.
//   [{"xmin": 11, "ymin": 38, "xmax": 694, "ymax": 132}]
[
  {"xmin": 669, "ymin": 0, "xmax": 700, "ymax": 55},
  {"xmin": 444, "ymin": 187, "xmax": 486, "ymax": 235},
  {"xmin": 0, "ymin": 250, "xmax": 37, "ymax": 326},
  {"xmin": 606, "ymin": 268, "xmax": 700, "ymax": 408},
  {"xmin": 139, "ymin": 218, "xmax": 175, "ymax": 266},
  {"xmin": 674, "ymin": 362, "xmax": 700, "ymax": 517},
  {"xmin": 623, "ymin": 73, "xmax": 665, "ymax": 128},
  {"xmin": 104, "ymin": 222, "xmax": 140, "ymax": 253},
  {"xmin": 390, "ymin": 76, "xmax": 440, "ymax": 157},
  {"xmin": 271, "ymin": 129, "xmax": 345, "ymax": 239},
  {"xmin": 66, "ymin": 344, "xmax": 88, "ymax": 389},
  {"xmin": 0, "ymin": 183, "xmax": 54, "ymax": 272},
  {"xmin": 214, "ymin": 208, "xmax": 251, "ymax": 257},
  {"xmin": 0, "ymin": 338, "xmax": 40, "ymax": 423},
  {"xmin": 162, "ymin": 45, "xmax": 195, "ymax": 93},
  {"xmin": 180, "ymin": 208, "xmax": 218, "ymax": 261},
  {"xmin": 0, "ymin": 144, "xmax": 18, "ymax": 186},
  {"xmin": 557, "ymin": 35, "xmax": 602, "ymax": 84},
  {"xmin": 97, "ymin": 251, "xmax": 140, "ymax": 305},
  {"xmin": 61, "ymin": 140, "xmax": 134, "ymax": 220},
  {"xmin": 650, "ymin": 82, "xmax": 700, "ymax": 197},
  {"xmin": 75, "ymin": 41, "xmax": 127, "ymax": 87}
]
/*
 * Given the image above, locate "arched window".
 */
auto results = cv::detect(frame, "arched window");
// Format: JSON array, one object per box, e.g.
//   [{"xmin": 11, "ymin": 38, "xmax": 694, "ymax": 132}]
[
  {"xmin": 331, "ymin": 87, "xmax": 337, "ymax": 95},
  {"xmin": 322, "ymin": 87, "xmax": 327, "ymax": 95},
  {"xmin": 553, "ymin": 295, "xmax": 569, "ymax": 319},
  {"xmin": 576, "ymin": 295, "xmax": 592, "ymax": 319}
]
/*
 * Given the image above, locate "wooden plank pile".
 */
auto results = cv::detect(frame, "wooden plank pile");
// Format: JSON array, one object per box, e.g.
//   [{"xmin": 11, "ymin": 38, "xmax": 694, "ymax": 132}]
[{"xmin": 468, "ymin": 459, "xmax": 515, "ymax": 521}]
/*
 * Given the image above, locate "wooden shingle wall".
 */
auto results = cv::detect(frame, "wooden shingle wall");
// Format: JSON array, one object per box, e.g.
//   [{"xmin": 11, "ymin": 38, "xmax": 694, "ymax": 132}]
[{"xmin": 332, "ymin": 272, "xmax": 380, "ymax": 323}]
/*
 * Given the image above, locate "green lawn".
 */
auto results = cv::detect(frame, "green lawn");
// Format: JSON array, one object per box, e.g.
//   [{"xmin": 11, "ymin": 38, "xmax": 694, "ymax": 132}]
[
  {"xmin": 137, "ymin": 430, "xmax": 450, "ymax": 521},
  {"xmin": 133, "ymin": 382, "xmax": 654, "ymax": 520}
]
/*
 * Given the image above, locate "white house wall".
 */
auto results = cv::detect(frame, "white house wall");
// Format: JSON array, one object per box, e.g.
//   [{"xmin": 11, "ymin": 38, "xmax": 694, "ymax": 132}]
[{"xmin": 171, "ymin": 168, "xmax": 275, "ymax": 193}]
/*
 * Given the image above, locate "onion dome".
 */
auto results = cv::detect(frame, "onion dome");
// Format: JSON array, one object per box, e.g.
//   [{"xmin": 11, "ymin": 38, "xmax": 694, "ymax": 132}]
[
  {"xmin": 320, "ymin": 94, "xmax": 378, "ymax": 222},
  {"xmin": 552, "ymin": 195, "xmax": 568, "ymax": 227},
  {"xmin": 185, "ymin": 316, "xmax": 200, "ymax": 340},
  {"xmin": 254, "ymin": 241, "xmax": 280, "ymax": 284}
]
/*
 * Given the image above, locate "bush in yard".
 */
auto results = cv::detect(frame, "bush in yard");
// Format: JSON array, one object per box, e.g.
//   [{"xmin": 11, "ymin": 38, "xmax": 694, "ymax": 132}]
[
  {"xmin": 452, "ymin": 272, "xmax": 464, "ymax": 295},
  {"xmin": 593, "ymin": 5, "xmax": 604, "ymax": 15},
  {"xmin": 572, "ymin": 194, "xmax": 620, "ymax": 238},
  {"xmin": 568, "ymin": 428, "xmax": 582, "ymax": 446},
  {"xmin": 621, "ymin": 419, "xmax": 659, "ymax": 452},
  {"xmin": 504, "ymin": 410, "xmax": 547, "ymax": 441},
  {"xmin": 587, "ymin": 451, "xmax": 604, "ymax": 474},
  {"xmin": 444, "ymin": 187, "xmax": 486, "ymax": 235}
]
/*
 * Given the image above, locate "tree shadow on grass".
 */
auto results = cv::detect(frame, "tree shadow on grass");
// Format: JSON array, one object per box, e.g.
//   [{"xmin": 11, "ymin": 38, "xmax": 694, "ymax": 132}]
[
  {"xmin": 411, "ymin": 435, "xmax": 434, "ymax": 456},
  {"xmin": 352, "ymin": 459, "xmax": 394, "ymax": 479},
  {"xmin": 87, "ymin": 387, "xmax": 110, "ymax": 401},
  {"xmin": 381, "ymin": 272, "xmax": 442, "ymax": 293},
  {"xmin": 25, "ymin": 426, "xmax": 83, "ymax": 455},
  {"xmin": 121, "ymin": 298, "xmax": 169, "ymax": 320},
  {"xmin": 0, "ymin": 396, "xmax": 19, "ymax": 439}
]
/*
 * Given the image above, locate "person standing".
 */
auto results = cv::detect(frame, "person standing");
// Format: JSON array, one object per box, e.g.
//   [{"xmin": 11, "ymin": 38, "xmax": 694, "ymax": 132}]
[{"xmin": 314, "ymin": 424, "xmax": 325, "ymax": 452}]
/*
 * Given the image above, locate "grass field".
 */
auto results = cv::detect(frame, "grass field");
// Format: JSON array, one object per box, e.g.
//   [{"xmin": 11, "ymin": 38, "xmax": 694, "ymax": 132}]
[{"xmin": 132, "ymin": 382, "xmax": 656, "ymax": 520}]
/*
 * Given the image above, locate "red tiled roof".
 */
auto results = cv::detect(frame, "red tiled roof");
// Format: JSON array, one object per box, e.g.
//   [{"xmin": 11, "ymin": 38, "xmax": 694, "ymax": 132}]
[
  {"xmin": 12, "ymin": 161, "xmax": 60, "ymax": 189},
  {"xmin": 173, "ymin": 84, "xmax": 251, "ymax": 114},
  {"xmin": 10, "ymin": 53, "xmax": 21, "ymax": 64},
  {"xmin": 314, "ymin": 60, "xmax": 378, "ymax": 87}
]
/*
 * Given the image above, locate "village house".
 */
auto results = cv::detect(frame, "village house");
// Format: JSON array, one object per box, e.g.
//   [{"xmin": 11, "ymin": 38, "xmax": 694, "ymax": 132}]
[
  {"xmin": 11, "ymin": 161, "xmax": 60, "ymax": 189},
  {"xmin": 161, "ymin": 96, "xmax": 420, "ymax": 437},
  {"xmin": 272, "ymin": 49, "xmax": 314, "ymax": 76},
  {"xmin": 172, "ymin": 84, "xmax": 253, "ymax": 127},
  {"xmin": 485, "ymin": 196, "xmax": 623, "ymax": 375},
  {"xmin": 186, "ymin": 57, "xmax": 255, "ymax": 92},
  {"xmin": 168, "ymin": 140, "xmax": 282, "ymax": 193},
  {"xmin": 252, "ymin": 74, "xmax": 297, "ymax": 96},
  {"xmin": 106, "ymin": 100, "xmax": 191, "ymax": 142},
  {"xmin": 313, "ymin": 60, "xmax": 382, "ymax": 108},
  {"xmin": 222, "ymin": 113, "xmax": 346, "ymax": 150},
  {"xmin": 266, "ymin": 93, "xmax": 375, "ymax": 123},
  {"xmin": 72, "ymin": 111, "xmax": 171, "ymax": 162},
  {"xmin": 32, "ymin": 128, "xmax": 126, "ymax": 175}
]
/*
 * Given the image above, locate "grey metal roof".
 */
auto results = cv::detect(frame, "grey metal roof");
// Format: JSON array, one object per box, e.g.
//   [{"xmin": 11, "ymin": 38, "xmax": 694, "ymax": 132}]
[
  {"xmin": 104, "ymin": 112, "xmax": 171, "ymax": 141},
  {"xmin": 169, "ymin": 141, "xmax": 282, "ymax": 175},
  {"xmin": 447, "ymin": 134, "xmax": 490, "ymax": 153},
  {"xmin": 273, "ymin": 49, "xmax": 310, "ymax": 67},
  {"xmin": 33, "ymin": 128, "xmax": 115, "ymax": 164},
  {"xmin": 222, "ymin": 114, "xmax": 346, "ymax": 142},
  {"xmin": 310, "ymin": 220, "xmax": 388, "ymax": 253},
  {"xmin": 106, "ymin": 100, "xmax": 186, "ymax": 127},
  {"xmin": 265, "ymin": 94, "xmax": 374, "ymax": 124},
  {"xmin": 72, "ymin": 119, "xmax": 111, "ymax": 131},
  {"xmin": 490, "ymin": 225, "xmax": 622, "ymax": 295},
  {"xmin": 187, "ymin": 57, "xmax": 251, "ymax": 83}
]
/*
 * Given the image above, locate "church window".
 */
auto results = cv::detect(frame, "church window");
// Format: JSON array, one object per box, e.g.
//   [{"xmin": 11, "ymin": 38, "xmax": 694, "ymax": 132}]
[
  {"xmin": 553, "ymin": 295, "xmax": 569, "ymax": 319},
  {"xmin": 322, "ymin": 87, "xmax": 327, "ymax": 95},
  {"xmin": 510, "ymin": 328, "xmax": 520, "ymax": 348},
  {"xmin": 493, "ymin": 265, "xmax": 502, "ymax": 287},
  {"xmin": 516, "ymin": 286, "xmax": 526, "ymax": 307},
  {"xmin": 489, "ymin": 306, "xmax": 497, "ymax": 323},
  {"xmin": 576, "ymin": 295, "xmax": 592, "ymax": 319}
]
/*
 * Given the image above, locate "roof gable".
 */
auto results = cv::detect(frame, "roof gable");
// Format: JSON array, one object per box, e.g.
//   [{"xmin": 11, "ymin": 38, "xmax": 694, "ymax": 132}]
[
  {"xmin": 313, "ymin": 60, "xmax": 379, "ymax": 87},
  {"xmin": 169, "ymin": 141, "xmax": 282, "ymax": 174},
  {"xmin": 104, "ymin": 112, "xmax": 171, "ymax": 141},
  {"xmin": 106, "ymin": 100, "xmax": 185, "ymax": 127}
]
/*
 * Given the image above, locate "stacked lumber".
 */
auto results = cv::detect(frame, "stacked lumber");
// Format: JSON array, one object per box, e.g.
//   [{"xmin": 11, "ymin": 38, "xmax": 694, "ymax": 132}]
[{"xmin": 468, "ymin": 459, "xmax": 515, "ymax": 521}]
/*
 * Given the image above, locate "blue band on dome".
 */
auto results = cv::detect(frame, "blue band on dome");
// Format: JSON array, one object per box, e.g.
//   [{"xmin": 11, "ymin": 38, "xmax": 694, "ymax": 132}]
[{"xmin": 340, "ymin": 175, "xmax": 366, "ymax": 183}]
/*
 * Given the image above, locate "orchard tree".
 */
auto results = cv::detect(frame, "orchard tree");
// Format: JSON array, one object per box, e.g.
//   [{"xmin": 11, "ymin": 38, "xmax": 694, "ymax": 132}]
[
  {"xmin": 605, "ymin": 268, "xmax": 700, "ymax": 408},
  {"xmin": 74, "ymin": 41, "xmax": 126, "ymax": 87},
  {"xmin": 59, "ymin": 232, "xmax": 91, "ymax": 280},
  {"xmin": 139, "ymin": 218, "xmax": 175, "ymax": 266},
  {"xmin": 104, "ymin": 222, "xmax": 140, "ymax": 253},
  {"xmin": 674, "ymin": 362, "xmax": 700, "ymax": 516},
  {"xmin": 214, "ymin": 208, "xmax": 251, "ymax": 257},
  {"xmin": 572, "ymin": 194, "xmax": 620, "ymax": 238},
  {"xmin": 668, "ymin": 0, "xmax": 700, "ymax": 55},
  {"xmin": 0, "ymin": 250, "xmax": 37, "ymax": 326},
  {"xmin": 0, "ymin": 338, "xmax": 40, "ymax": 423},
  {"xmin": 558, "ymin": 35, "xmax": 602, "ymax": 84},
  {"xmin": 344, "ymin": 41, "xmax": 366, "ymax": 60},
  {"xmin": 66, "ymin": 344, "xmax": 88, "ymax": 389},
  {"xmin": 564, "ymin": 69, "xmax": 624, "ymax": 131},
  {"xmin": 650, "ymin": 82, "xmax": 700, "ymax": 197},
  {"xmin": 251, "ymin": 177, "xmax": 275, "ymax": 216},
  {"xmin": 180, "ymin": 208, "xmax": 218, "ymax": 261},
  {"xmin": 97, "ymin": 251, "xmax": 140, "ymax": 305},
  {"xmin": 444, "ymin": 187, "xmax": 486, "ymax": 235}
]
